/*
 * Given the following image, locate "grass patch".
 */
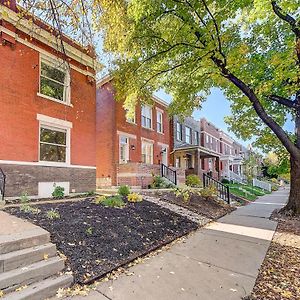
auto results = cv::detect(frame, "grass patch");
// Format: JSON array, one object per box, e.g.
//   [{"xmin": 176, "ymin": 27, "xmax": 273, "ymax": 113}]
[{"xmin": 226, "ymin": 183, "xmax": 271, "ymax": 201}]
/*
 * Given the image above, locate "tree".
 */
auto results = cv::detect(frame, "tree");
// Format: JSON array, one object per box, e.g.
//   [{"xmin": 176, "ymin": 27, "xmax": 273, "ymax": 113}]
[
  {"xmin": 264, "ymin": 152, "xmax": 290, "ymax": 178},
  {"xmin": 97, "ymin": 0, "xmax": 300, "ymax": 215}
]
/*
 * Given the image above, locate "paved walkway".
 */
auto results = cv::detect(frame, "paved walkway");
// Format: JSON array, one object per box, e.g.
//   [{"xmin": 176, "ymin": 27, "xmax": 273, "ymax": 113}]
[{"xmin": 70, "ymin": 189, "xmax": 289, "ymax": 300}]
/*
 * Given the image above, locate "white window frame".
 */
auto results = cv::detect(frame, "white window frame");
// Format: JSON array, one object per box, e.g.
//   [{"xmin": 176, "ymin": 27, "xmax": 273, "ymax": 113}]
[
  {"xmin": 194, "ymin": 131, "xmax": 199, "ymax": 145},
  {"xmin": 141, "ymin": 141, "xmax": 153, "ymax": 164},
  {"xmin": 37, "ymin": 114, "xmax": 71, "ymax": 166},
  {"xmin": 141, "ymin": 105, "xmax": 152, "ymax": 129},
  {"xmin": 176, "ymin": 122, "xmax": 182, "ymax": 141},
  {"xmin": 119, "ymin": 136, "xmax": 130, "ymax": 164},
  {"xmin": 185, "ymin": 127, "xmax": 192, "ymax": 144},
  {"xmin": 206, "ymin": 134, "xmax": 209, "ymax": 144},
  {"xmin": 38, "ymin": 54, "xmax": 71, "ymax": 106},
  {"xmin": 156, "ymin": 111, "xmax": 163, "ymax": 133}
]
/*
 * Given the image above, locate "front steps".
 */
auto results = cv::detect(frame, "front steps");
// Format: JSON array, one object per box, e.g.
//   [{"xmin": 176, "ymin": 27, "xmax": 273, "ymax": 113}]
[{"xmin": 0, "ymin": 212, "xmax": 73, "ymax": 299}]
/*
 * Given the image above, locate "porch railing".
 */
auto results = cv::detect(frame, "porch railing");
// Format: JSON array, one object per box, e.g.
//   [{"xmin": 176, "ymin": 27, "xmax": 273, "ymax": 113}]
[
  {"xmin": 0, "ymin": 168, "xmax": 6, "ymax": 201},
  {"xmin": 161, "ymin": 164, "xmax": 177, "ymax": 185},
  {"xmin": 203, "ymin": 173, "xmax": 230, "ymax": 204}
]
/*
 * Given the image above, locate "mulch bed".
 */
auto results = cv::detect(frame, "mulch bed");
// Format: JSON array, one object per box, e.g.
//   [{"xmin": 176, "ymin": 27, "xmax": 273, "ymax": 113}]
[
  {"xmin": 247, "ymin": 211, "xmax": 300, "ymax": 300},
  {"xmin": 160, "ymin": 192, "xmax": 235, "ymax": 220},
  {"xmin": 5, "ymin": 198, "xmax": 198, "ymax": 284}
]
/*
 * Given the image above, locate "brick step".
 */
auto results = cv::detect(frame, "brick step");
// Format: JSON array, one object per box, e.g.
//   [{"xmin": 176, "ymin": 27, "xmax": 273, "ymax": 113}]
[
  {"xmin": 0, "ymin": 229, "xmax": 50, "ymax": 255},
  {"xmin": 2, "ymin": 274, "xmax": 73, "ymax": 300},
  {"xmin": 0, "ymin": 257, "xmax": 65, "ymax": 293},
  {"xmin": 0, "ymin": 244, "xmax": 57, "ymax": 273}
]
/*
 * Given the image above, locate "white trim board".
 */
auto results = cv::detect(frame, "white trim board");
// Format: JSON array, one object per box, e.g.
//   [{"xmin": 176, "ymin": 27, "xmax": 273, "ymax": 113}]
[
  {"xmin": 0, "ymin": 160, "xmax": 96, "ymax": 169},
  {"xmin": 37, "ymin": 114, "xmax": 73, "ymax": 128}
]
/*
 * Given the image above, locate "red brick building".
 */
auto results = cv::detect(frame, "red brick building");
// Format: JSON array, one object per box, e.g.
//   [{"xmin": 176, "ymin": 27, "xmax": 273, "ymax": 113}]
[
  {"xmin": 0, "ymin": 1, "xmax": 97, "ymax": 197},
  {"xmin": 96, "ymin": 76, "xmax": 180, "ymax": 188}
]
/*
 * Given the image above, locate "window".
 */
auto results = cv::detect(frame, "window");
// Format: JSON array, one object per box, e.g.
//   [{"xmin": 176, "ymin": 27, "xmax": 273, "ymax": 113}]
[
  {"xmin": 157, "ymin": 111, "xmax": 163, "ymax": 133},
  {"xmin": 119, "ymin": 136, "xmax": 129, "ymax": 163},
  {"xmin": 125, "ymin": 108, "xmax": 136, "ymax": 124},
  {"xmin": 175, "ymin": 157, "xmax": 181, "ymax": 168},
  {"xmin": 39, "ymin": 126, "xmax": 67, "ymax": 163},
  {"xmin": 185, "ymin": 127, "xmax": 192, "ymax": 144},
  {"xmin": 206, "ymin": 134, "xmax": 209, "ymax": 144},
  {"xmin": 176, "ymin": 123, "xmax": 183, "ymax": 141},
  {"xmin": 194, "ymin": 131, "xmax": 199, "ymax": 145},
  {"xmin": 39, "ymin": 57, "xmax": 70, "ymax": 103},
  {"xmin": 141, "ymin": 105, "xmax": 152, "ymax": 129},
  {"xmin": 142, "ymin": 141, "xmax": 153, "ymax": 164}
]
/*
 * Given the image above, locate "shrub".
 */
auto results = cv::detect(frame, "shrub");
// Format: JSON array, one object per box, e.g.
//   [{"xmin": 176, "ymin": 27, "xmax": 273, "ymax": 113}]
[
  {"xmin": 46, "ymin": 209, "xmax": 60, "ymax": 219},
  {"xmin": 52, "ymin": 186, "xmax": 65, "ymax": 199},
  {"xmin": 20, "ymin": 192, "xmax": 29, "ymax": 203},
  {"xmin": 174, "ymin": 187, "xmax": 192, "ymax": 202},
  {"xmin": 94, "ymin": 195, "xmax": 107, "ymax": 204},
  {"xmin": 100, "ymin": 195, "xmax": 126, "ymax": 208},
  {"xmin": 186, "ymin": 174, "xmax": 202, "ymax": 187},
  {"xmin": 199, "ymin": 185, "xmax": 217, "ymax": 198},
  {"xmin": 272, "ymin": 185, "xmax": 279, "ymax": 191},
  {"xmin": 20, "ymin": 204, "xmax": 40, "ymax": 214},
  {"xmin": 150, "ymin": 175, "xmax": 174, "ymax": 189},
  {"xmin": 221, "ymin": 178, "xmax": 230, "ymax": 184},
  {"xmin": 127, "ymin": 193, "xmax": 143, "ymax": 203},
  {"xmin": 118, "ymin": 185, "xmax": 131, "ymax": 197}
]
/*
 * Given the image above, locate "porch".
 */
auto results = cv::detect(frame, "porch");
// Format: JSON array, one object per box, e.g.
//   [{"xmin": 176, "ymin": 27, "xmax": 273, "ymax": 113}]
[{"xmin": 220, "ymin": 155, "xmax": 245, "ymax": 183}]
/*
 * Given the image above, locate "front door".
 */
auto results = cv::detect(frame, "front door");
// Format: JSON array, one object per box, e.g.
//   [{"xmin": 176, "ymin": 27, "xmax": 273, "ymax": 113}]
[{"xmin": 161, "ymin": 148, "xmax": 168, "ymax": 165}]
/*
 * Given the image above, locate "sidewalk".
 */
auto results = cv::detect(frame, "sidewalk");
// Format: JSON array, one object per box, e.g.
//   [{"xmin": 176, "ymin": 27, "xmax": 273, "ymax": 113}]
[{"xmin": 70, "ymin": 189, "xmax": 289, "ymax": 300}]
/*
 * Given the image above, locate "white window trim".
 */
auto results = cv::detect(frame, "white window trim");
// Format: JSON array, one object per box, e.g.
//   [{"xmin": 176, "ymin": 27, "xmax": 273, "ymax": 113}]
[
  {"xmin": 141, "ymin": 141, "xmax": 154, "ymax": 164},
  {"xmin": 156, "ymin": 110, "xmax": 163, "ymax": 134},
  {"xmin": 117, "ymin": 131, "xmax": 137, "ymax": 140},
  {"xmin": 185, "ymin": 127, "xmax": 192, "ymax": 144},
  {"xmin": 37, "ymin": 114, "xmax": 71, "ymax": 166},
  {"xmin": 176, "ymin": 122, "xmax": 182, "ymax": 141},
  {"xmin": 38, "ymin": 54, "xmax": 72, "ymax": 106},
  {"xmin": 119, "ymin": 136, "xmax": 130, "ymax": 164},
  {"xmin": 141, "ymin": 105, "xmax": 153, "ymax": 130}
]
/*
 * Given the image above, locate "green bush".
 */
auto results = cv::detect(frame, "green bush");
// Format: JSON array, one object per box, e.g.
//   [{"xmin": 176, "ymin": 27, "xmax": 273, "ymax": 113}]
[
  {"xmin": 150, "ymin": 175, "xmax": 174, "ymax": 189},
  {"xmin": 100, "ymin": 195, "xmax": 126, "ymax": 208},
  {"xmin": 221, "ymin": 178, "xmax": 230, "ymax": 184},
  {"xmin": 127, "ymin": 193, "xmax": 143, "ymax": 203},
  {"xmin": 199, "ymin": 185, "xmax": 217, "ymax": 198},
  {"xmin": 118, "ymin": 185, "xmax": 131, "ymax": 197},
  {"xmin": 174, "ymin": 187, "xmax": 192, "ymax": 202},
  {"xmin": 186, "ymin": 175, "xmax": 202, "ymax": 187},
  {"xmin": 52, "ymin": 186, "xmax": 65, "ymax": 199},
  {"xmin": 46, "ymin": 209, "xmax": 60, "ymax": 219}
]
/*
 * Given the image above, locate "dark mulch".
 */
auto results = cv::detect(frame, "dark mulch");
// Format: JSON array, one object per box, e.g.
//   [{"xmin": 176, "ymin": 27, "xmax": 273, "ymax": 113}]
[
  {"xmin": 247, "ymin": 212, "xmax": 300, "ymax": 300},
  {"xmin": 5, "ymin": 198, "xmax": 198, "ymax": 284},
  {"xmin": 160, "ymin": 192, "xmax": 235, "ymax": 220}
]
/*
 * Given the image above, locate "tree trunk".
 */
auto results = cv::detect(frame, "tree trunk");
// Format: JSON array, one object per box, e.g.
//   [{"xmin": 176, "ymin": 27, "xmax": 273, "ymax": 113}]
[{"xmin": 281, "ymin": 155, "xmax": 300, "ymax": 215}]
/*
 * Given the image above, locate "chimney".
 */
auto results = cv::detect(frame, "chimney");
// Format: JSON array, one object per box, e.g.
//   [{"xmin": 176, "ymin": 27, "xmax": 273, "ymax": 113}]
[{"xmin": 0, "ymin": 0, "xmax": 17, "ymax": 11}]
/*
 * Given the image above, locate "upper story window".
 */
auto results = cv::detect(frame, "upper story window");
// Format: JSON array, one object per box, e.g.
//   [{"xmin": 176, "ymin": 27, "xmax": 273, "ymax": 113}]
[
  {"xmin": 141, "ymin": 105, "xmax": 152, "ymax": 129},
  {"xmin": 194, "ymin": 131, "xmax": 199, "ymax": 145},
  {"xmin": 176, "ymin": 123, "xmax": 183, "ymax": 141},
  {"xmin": 119, "ymin": 136, "xmax": 129, "ymax": 164},
  {"xmin": 185, "ymin": 127, "xmax": 192, "ymax": 144},
  {"xmin": 39, "ymin": 126, "xmax": 68, "ymax": 163},
  {"xmin": 125, "ymin": 108, "xmax": 136, "ymax": 124},
  {"xmin": 206, "ymin": 134, "xmax": 209, "ymax": 144},
  {"xmin": 39, "ymin": 56, "xmax": 70, "ymax": 104},
  {"xmin": 157, "ymin": 111, "xmax": 163, "ymax": 133}
]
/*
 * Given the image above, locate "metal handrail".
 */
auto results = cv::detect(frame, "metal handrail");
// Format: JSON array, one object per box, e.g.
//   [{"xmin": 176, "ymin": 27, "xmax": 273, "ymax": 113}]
[
  {"xmin": 0, "ymin": 168, "xmax": 6, "ymax": 201},
  {"xmin": 203, "ymin": 173, "xmax": 230, "ymax": 204},
  {"xmin": 161, "ymin": 164, "xmax": 177, "ymax": 185}
]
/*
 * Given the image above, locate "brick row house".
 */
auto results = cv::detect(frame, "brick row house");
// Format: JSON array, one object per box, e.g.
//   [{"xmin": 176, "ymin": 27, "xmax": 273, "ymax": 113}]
[
  {"xmin": 96, "ymin": 76, "xmax": 184, "ymax": 188},
  {"xmin": 0, "ymin": 1, "xmax": 98, "ymax": 197}
]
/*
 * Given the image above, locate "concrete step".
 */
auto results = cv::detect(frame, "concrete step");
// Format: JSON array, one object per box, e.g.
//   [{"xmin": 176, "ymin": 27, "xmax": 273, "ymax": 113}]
[
  {"xmin": 0, "ymin": 257, "xmax": 65, "ymax": 293},
  {"xmin": 2, "ymin": 274, "xmax": 73, "ymax": 300},
  {"xmin": 0, "ymin": 244, "xmax": 57, "ymax": 273},
  {"xmin": 0, "ymin": 229, "xmax": 50, "ymax": 255}
]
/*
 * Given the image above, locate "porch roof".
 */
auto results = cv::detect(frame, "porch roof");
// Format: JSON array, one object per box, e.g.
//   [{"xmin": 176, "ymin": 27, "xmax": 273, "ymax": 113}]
[{"xmin": 172, "ymin": 146, "xmax": 220, "ymax": 159}]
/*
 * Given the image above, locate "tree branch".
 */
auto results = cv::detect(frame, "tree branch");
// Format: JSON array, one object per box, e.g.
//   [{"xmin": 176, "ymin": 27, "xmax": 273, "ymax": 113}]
[{"xmin": 268, "ymin": 95, "xmax": 298, "ymax": 109}]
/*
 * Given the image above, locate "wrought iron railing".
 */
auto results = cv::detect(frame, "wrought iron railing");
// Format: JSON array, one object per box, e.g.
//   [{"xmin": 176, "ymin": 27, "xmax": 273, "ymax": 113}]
[
  {"xmin": 0, "ymin": 168, "xmax": 6, "ymax": 201},
  {"xmin": 161, "ymin": 164, "xmax": 177, "ymax": 185},
  {"xmin": 203, "ymin": 173, "xmax": 230, "ymax": 204}
]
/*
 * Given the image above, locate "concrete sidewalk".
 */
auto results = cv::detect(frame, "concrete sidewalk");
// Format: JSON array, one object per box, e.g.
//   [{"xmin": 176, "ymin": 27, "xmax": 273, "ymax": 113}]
[{"xmin": 70, "ymin": 189, "xmax": 289, "ymax": 300}]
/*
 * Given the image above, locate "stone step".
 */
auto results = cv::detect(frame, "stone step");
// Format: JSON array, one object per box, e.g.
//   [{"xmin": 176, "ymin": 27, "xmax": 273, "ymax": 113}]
[
  {"xmin": 0, "ymin": 257, "xmax": 65, "ymax": 293},
  {"xmin": 0, "ymin": 244, "xmax": 57, "ymax": 273},
  {"xmin": 2, "ymin": 274, "xmax": 73, "ymax": 300},
  {"xmin": 0, "ymin": 228, "xmax": 50, "ymax": 255}
]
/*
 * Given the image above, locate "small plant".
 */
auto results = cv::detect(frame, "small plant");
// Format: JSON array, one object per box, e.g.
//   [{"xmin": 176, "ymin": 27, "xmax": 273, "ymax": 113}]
[
  {"xmin": 20, "ymin": 192, "xmax": 29, "ymax": 203},
  {"xmin": 20, "ymin": 204, "xmax": 40, "ymax": 214},
  {"xmin": 186, "ymin": 174, "xmax": 202, "ymax": 187},
  {"xmin": 118, "ymin": 185, "xmax": 131, "ymax": 197},
  {"xmin": 127, "ymin": 193, "xmax": 143, "ymax": 203},
  {"xmin": 46, "ymin": 209, "xmax": 60, "ymax": 219},
  {"xmin": 94, "ymin": 195, "xmax": 107, "ymax": 204},
  {"xmin": 85, "ymin": 190, "xmax": 96, "ymax": 196},
  {"xmin": 173, "ymin": 187, "xmax": 192, "ymax": 202},
  {"xmin": 100, "ymin": 195, "xmax": 126, "ymax": 208},
  {"xmin": 52, "ymin": 186, "xmax": 65, "ymax": 199},
  {"xmin": 86, "ymin": 227, "xmax": 93, "ymax": 235},
  {"xmin": 199, "ymin": 185, "xmax": 218, "ymax": 198},
  {"xmin": 150, "ymin": 175, "xmax": 174, "ymax": 189}
]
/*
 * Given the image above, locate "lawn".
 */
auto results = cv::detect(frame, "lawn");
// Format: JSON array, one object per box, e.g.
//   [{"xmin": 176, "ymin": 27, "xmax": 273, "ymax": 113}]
[
  {"xmin": 5, "ymin": 198, "xmax": 198, "ymax": 284},
  {"xmin": 226, "ymin": 183, "xmax": 270, "ymax": 201}
]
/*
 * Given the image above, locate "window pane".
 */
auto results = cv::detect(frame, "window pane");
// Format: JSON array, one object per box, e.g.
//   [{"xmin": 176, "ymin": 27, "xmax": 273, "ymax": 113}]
[
  {"xmin": 40, "ymin": 127, "xmax": 66, "ymax": 145},
  {"xmin": 40, "ymin": 77, "xmax": 64, "ymax": 101},
  {"xmin": 41, "ymin": 62, "xmax": 66, "ymax": 84},
  {"xmin": 40, "ymin": 144, "xmax": 66, "ymax": 162}
]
